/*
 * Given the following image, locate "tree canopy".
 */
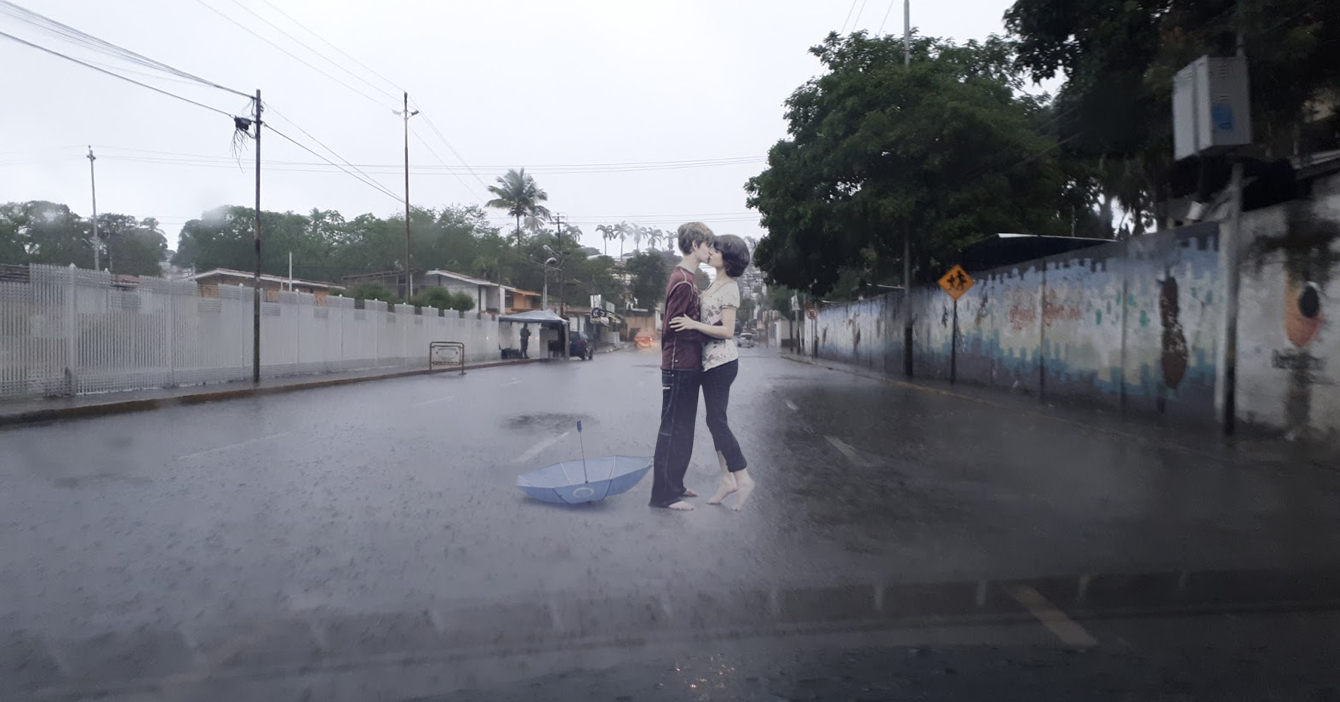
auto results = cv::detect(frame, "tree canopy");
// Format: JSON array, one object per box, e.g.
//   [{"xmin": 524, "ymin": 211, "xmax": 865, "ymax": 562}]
[
  {"xmin": 747, "ymin": 32, "xmax": 1074, "ymax": 295},
  {"xmin": 1005, "ymin": 0, "xmax": 1340, "ymax": 231},
  {"xmin": 0, "ymin": 201, "xmax": 167, "ymax": 276}
]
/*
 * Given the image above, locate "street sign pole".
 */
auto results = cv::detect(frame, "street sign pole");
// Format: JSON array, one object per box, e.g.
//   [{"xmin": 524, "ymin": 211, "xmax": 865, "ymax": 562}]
[
  {"xmin": 950, "ymin": 297, "xmax": 958, "ymax": 384},
  {"xmin": 937, "ymin": 265, "xmax": 974, "ymax": 386}
]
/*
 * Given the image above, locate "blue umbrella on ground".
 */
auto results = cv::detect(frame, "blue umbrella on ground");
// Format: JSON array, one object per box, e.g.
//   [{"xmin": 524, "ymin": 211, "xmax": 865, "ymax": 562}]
[{"xmin": 516, "ymin": 422, "xmax": 652, "ymax": 504}]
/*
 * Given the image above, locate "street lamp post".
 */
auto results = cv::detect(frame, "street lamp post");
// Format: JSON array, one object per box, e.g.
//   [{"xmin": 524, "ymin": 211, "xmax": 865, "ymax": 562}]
[{"xmin": 543, "ymin": 256, "xmax": 558, "ymax": 310}]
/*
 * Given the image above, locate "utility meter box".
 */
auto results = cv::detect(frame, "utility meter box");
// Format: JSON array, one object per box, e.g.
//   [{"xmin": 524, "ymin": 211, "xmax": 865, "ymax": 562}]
[{"xmin": 1173, "ymin": 55, "xmax": 1252, "ymax": 159}]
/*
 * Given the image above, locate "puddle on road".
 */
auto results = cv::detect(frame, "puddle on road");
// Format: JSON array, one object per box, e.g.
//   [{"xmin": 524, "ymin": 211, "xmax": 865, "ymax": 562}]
[
  {"xmin": 51, "ymin": 473, "xmax": 153, "ymax": 488},
  {"xmin": 507, "ymin": 413, "xmax": 591, "ymax": 432}
]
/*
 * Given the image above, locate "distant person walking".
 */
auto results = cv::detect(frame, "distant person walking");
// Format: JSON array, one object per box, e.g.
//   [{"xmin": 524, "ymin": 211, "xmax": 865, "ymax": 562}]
[
  {"xmin": 670, "ymin": 234, "xmax": 754, "ymax": 510},
  {"xmin": 649, "ymin": 222, "xmax": 714, "ymax": 510},
  {"xmin": 520, "ymin": 324, "xmax": 531, "ymax": 359}
]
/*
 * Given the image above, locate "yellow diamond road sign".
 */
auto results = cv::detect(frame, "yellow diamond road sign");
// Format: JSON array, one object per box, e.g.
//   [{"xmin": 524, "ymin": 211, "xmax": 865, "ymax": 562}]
[{"xmin": 937, "ymin": 265, "xmax": 975, "ymax": 300}]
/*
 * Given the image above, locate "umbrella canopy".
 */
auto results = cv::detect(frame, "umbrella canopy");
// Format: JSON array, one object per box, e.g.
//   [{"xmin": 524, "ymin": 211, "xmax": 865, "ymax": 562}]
[
  {"xmin": 516, "ymin": 455, "xmax": 653, "ymax": 504},
  {"xmin": 499, "ymin": 309, "xmax": 567, "ymax": 324}
]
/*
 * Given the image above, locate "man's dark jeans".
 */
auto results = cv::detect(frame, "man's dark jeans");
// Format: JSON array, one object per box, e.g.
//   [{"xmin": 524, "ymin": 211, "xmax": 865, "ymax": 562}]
[{"xmin": 650, "ymin": 368, "xmax": 700, "ymax": 507}]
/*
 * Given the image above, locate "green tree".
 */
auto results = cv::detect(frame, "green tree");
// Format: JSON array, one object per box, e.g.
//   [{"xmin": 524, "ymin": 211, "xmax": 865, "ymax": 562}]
[
  {"xmin": 100, "ymin": 214, "xmax": 167, "ymax": 276},
  {"xmin": 486, "ymin": 168, "xmax": 551, "ymax": 250},
  {"xmin": 766, "ymin": 284, "xmax": 798, "ymax": 321},
  {"xmin": 0, "ymin": 201, "xmax": 92, "ymax": 268},
  {"xmin": 173, "ymin": 206, "xmax": 257, "ymax": 273},
  {"xmin": 746, "ymin": 32, "xmax": 1072, "ymax": 295},
  {"xmin": 1005, "ymin": 0, "xmax": 1340, "ymax": 231},
  {"xmin": 410, "ymin": 286, "xmax": 475, "ymax": 312},
  {"xmin": 625, "ymin": 249, "xmax": 673, "ymax": 310}
]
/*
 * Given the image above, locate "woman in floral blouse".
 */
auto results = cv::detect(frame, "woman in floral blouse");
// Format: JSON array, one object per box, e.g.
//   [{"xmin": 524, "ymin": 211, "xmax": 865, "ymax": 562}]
[{"xmin": 669, "ymin": 235, "xmax": 755, "ymax": 510}]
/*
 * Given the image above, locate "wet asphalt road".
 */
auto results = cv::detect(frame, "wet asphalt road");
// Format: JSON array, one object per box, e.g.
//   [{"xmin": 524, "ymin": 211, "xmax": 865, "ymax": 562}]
[{"xmin": 4, "ymin": 345, "xmax": 1340, "ymax": 700}]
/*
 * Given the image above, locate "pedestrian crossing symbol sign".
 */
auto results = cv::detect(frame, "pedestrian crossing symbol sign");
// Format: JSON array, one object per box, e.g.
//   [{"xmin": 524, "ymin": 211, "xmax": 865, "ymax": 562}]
[{"xmin": 937, "ymin": 265, "xmax": 975, "ymax": 300}]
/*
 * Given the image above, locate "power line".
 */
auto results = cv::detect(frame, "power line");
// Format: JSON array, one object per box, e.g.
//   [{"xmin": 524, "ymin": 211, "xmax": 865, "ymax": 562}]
[
  {"xmin": 409, "ymin": 125, "xmax": 490, "ymax": 203},
  {"xmin": 252, "ymin": 0, "xmax": 404, "ymax": 94},
  {"xmin": 414, "ymin": 109, "xmax": 493, "ymax": 191},
  {"xmin": 263, "ymin": 123, "xmax": 402, "ymax": 203},
  {"xmin": 0, "ymin": 0, "xmax": 250, "ymax": 97},
  {"xmin": 839, "ymin": 0, "xmax": 859, "ymax": 33},
  {"xmin": 851, "ymin": 0, "xmax": 869, "ymax": 31},
  {"xmin": 73, "ymin": 145, "xmax": 763, "ymax": 172},
  {"xmin": 0, "ymin": 29, "xmax": 236, "ymax": 117},
  {"xmin": 877, "ymin": 0, "xmax": 896, "ymax": 34},
  {"xmin": 263, "ymin": 103, "xmax": 402, "ymax": 198},
  {"xmin": 220, "ymin": 0, "xmax": 399, "ymax": 101},
  {"xmin": 193, "ymin": 0, "xmax": 392, "ymax": 110}
]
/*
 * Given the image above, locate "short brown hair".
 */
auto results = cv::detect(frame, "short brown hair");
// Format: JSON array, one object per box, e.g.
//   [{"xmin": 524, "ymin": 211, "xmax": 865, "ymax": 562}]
[
  {"xmin": 712, "ymin": 234, "xmax": 751, "ymax": 278},
  {"xmin": 677, "ymin": 222, "xmax": 714, "ymax": 255}
]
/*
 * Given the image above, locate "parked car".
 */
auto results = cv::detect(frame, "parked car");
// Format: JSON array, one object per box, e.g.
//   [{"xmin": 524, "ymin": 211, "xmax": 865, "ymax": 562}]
[
  {"xmin": 569, "ymin": 332, "xmax": 594, "ymax": 360},
  {"xmin": 738, "ymin": 332, "xmax": 756, "ymax": 348}
]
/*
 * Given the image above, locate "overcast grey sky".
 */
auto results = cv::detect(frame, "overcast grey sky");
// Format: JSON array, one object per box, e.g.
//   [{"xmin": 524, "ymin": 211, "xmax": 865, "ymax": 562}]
[{"xmin": 1, "ymin": 0, "xmax": 1032, "ymax": 255}]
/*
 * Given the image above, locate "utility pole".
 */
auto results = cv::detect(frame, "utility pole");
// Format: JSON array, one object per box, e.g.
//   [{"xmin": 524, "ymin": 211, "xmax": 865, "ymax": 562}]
[
  {"xmin": 1223, "ymin": 15, "xmax": 1247, "ymax": 435},
  {"xmin": 552, "ymin": 213, "xmax": 565, "ymax": 313},
  {"xmin": 398, "ymin": 92, "xmax": 419, "ymax": 300},
  {"xmin": 252, "ymin": 89, "xmax": 263, "ymax": 384},
  {"xmin": 901, "ymin": 0, "xmax": 914, "ymax": 377},
  {"xmin": 87, "ymin": 146, "xmax": 99, "ymax": 271}
]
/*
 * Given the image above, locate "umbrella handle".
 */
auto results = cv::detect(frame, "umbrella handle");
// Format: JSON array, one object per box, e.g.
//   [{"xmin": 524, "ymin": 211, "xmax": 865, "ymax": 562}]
[{"xmin": 577, "ymin": 422, "xmax": 588, "ymax": 483}]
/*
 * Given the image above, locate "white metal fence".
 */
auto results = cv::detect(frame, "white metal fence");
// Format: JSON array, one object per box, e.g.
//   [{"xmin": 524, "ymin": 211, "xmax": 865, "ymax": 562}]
[{"xmin": 0, "ymin": 264, "xmax": 507, "ymax": 400}]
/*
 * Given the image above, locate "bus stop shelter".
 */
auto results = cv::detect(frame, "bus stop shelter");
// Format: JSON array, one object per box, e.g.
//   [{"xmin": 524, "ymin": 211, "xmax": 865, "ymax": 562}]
[{"xmin": 499, "ymin": 309, "xmax": 568, "ymax": 359}]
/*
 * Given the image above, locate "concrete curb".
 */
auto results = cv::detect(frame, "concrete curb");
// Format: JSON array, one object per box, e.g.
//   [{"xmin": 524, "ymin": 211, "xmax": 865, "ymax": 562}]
[{"xmin": 0, "ymin": 358, "xmax": 544, "ymax": 428}]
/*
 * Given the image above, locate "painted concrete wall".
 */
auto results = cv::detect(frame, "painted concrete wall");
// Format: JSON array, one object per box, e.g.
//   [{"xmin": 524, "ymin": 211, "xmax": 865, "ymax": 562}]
[
  {"xmin": 1236, "ymin": 179, "xmax": 1340, "ymax": 439},
  {"xmin": 808, "ymin": 174, "xmax": 1340, "ymax": 438},
  {"xmin": 811, "ymin": 222, "xmax": 1223, "ymax": 423}
]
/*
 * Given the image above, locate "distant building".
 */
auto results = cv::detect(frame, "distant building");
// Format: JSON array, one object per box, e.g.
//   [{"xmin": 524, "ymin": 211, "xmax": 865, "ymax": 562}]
[
  {"xmin": 341, "ymin": 268, "xmax": 541, "ymax": 313},
  {"xmin": 192, "ymin": 268, "xmax": 341, "ymax": 302},
  {"xmin": 418, "ymin": 269, "xmax": 541, "ymax": 314}
]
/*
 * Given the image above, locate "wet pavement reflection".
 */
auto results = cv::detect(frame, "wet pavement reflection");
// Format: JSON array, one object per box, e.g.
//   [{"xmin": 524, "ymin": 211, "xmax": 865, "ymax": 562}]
[{"xmin": 3, "ymin": 347, "xmax": 1340, "ymax": 699}]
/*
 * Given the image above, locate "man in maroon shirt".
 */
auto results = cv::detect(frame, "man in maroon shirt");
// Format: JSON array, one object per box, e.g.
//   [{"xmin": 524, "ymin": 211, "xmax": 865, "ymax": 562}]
[{"xmin": 649, "ymin": 222, "xmax": 714, "ymax": 510}]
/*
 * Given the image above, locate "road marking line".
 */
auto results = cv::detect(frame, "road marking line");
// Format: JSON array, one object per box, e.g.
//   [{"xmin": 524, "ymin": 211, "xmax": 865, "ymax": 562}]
[
  {"xmin": 824, "ymin": 435, "xmax": 868, "ymax": 467},
  {"xmin": 413, "ymin": 395, "xmax": 455, "ymax": 407},
  {"xmin": 786, "ymin": 400, "xmax": 799, "ymax": 411},
  {"xmin": 1004, "ymin": 583, "xmax": 1097, "ymax": 647},
  {"xmin": 516, "ymin": 431, "xmax": 570, "ymax": 463},
  {"xmin": 500, "ymin": 378, "xmax": 521, "ymax": 388},
  {"xmin": 176, "ymin": 432, "xmax": 291, "ymax": 461}
]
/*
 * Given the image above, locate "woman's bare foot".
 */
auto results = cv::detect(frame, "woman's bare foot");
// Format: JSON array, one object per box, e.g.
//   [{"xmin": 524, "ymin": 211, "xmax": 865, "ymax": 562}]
[
  {"xmin": 667, "ymin": 500, "xmax": 695, "ymax": 511},
  {"xmin": 706, "ymin": 475, "xmax": 737, "ymax": 505},
  {"xmin": 680, "ymin": 488, "xmax": 698, "ymax": 498},
  {"xmin": 729, "ymin": 471, "xmax": 755, "ymax": 511}
]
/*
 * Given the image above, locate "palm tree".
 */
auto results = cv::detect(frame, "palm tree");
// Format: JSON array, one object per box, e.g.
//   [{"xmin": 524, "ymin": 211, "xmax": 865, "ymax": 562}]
[
  {"xmin": 643, "ymin": 227, "xmax": 662, "ymax": 252},
  {"xmin": 486, "ymin": 168, "xmax": 551, "ymax": 249},
  {"xmin": 597, "ymin": 223, "xmax": 616, "ymax": 256},
  {"xmin": 630, "ymin": 223, "xmax": 647, "ymax": 252},
  {"xmin": 615, "ymin": 221, "xmax": 634, "ymax": 259}
]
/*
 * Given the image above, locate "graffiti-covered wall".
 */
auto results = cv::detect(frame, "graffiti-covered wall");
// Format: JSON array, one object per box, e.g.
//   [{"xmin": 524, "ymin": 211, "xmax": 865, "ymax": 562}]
[
  {"xmin": 811, "ymin": 223, "xmax": 1223, "ymax": 423},
  {"xmin": 1236, "ymin": 181, "xmax": 1340, "ymax": 439},
  {"xmin": 809, "ymin": 175, "xmax": 1340, "ymax": 436}
]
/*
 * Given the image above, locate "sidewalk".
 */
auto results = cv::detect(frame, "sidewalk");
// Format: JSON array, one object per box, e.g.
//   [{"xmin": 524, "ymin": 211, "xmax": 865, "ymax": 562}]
[
  {"xmin": 781, "ymin": 350, "xmax": 1339, "ymax": 471},
  {"xmin": 0, "ymin": 357, "xmax": 542, "ymax": 428}
]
